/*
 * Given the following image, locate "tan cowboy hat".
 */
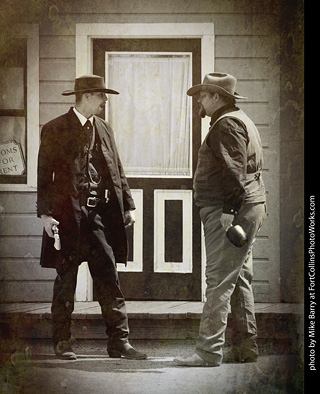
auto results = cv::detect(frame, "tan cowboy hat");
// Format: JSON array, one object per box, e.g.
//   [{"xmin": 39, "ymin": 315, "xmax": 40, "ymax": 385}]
[
  {"xmin": 187, "ymin": 72, "xmax": 247, "ymax": 99},
  {"xmin": 62, "ymin": 74, "xmax": 119, "ymax": 96}
]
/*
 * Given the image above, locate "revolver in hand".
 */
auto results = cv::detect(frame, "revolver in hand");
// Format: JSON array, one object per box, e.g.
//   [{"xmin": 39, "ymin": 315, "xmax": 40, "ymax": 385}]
[{"xmin": 52, "ymin": 224, "xmax": 61, "ymax": 250}]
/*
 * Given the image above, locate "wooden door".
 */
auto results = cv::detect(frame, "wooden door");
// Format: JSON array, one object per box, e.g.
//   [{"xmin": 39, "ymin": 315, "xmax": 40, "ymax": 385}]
[{"xmin": 93, "ymin": 39, "xmax": 202, "ymax": 300}]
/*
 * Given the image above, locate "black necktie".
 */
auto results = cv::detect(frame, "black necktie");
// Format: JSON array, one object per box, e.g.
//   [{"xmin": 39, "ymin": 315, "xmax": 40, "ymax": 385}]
[{"xmin": 84, "ymin": 120, "xmax": 93, "ymax": 144}]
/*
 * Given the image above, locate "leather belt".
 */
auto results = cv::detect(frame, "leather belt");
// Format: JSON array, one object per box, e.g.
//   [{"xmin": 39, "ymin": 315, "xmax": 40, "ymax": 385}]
[
  {"xmin": 86, "ymin": 196, "xmax": 103, "ymax": 208},
  {"xmin": 80, "ymin": 189, "xmax": 110, "ymax": 208}
]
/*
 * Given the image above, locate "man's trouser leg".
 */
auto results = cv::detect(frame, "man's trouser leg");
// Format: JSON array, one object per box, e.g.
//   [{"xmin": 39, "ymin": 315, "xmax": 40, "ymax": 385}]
[
  {"xmin": 52, "ymin": 208, "xmax": 129, "ymax": 346},
  {"xmin": 230, "ymin": 251, "xmax": 259, "ymax": 360},
  {"xmin": 85, "ymin": 209, "xmax": 129, "ymax": 344},
  {"xmin": 51, "ymin": 262, "xmax": 78, "ymax": 346},
  {"xmin": 195, "ymin": 203, "xmax": 266, "ymax": 365}
]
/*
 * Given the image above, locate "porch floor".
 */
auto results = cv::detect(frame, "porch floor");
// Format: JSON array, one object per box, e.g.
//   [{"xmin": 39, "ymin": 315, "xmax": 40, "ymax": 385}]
[
  {"xmin": 0, "ymin": 302, "xmax": 304, "ymax": 347},
  {"xmin": 0, "ymin": 300, "xmax": 303, "ymax": 318}
]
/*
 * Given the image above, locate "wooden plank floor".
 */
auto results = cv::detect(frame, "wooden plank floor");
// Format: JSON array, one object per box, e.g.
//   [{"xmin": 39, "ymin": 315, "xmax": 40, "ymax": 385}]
[
  {"xmin": 0, "ymin": 301, "xmax": 304, "ymax": 319},
  {"xmin": 0, "ymin": 302, "xmax": 304, "ymax": 341}
]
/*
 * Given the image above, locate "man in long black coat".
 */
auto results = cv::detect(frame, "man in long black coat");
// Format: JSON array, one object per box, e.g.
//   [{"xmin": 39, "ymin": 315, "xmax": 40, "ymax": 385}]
[{"xmin": 37, "ymin": 75, "xmax": 147, "ymax": 360}]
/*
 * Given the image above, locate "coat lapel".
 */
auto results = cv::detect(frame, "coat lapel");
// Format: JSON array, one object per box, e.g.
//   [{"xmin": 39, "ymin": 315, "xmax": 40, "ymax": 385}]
[{"xmin": 94, "ymin": 116, "xmax": 114, "ymax": 158}]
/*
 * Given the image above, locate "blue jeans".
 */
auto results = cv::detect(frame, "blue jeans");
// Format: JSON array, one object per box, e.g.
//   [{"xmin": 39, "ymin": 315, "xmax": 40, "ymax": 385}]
[{"xmin": 196, "ymin": 202, "xmax": 267, "ymax": 365}]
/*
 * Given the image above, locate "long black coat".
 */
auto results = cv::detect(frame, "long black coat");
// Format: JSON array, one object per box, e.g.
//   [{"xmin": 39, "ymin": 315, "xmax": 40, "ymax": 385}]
[{"xmin": 37, "ymin": 108, "xmax": 135, "ymax": 268}]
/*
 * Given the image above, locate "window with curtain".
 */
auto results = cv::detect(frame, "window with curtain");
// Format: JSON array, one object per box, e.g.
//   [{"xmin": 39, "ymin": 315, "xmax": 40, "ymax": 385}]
[
  {"xmin": 0, "ymin": 38, "xmax": 27, "ymax": 184},
  {"xmin": 105, "ymin": 52, "xmax": 192, "ymax": 178}
]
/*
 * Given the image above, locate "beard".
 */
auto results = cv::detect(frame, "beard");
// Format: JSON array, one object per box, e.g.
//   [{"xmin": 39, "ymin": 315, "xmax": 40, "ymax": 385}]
[{"xmin": 199, "ymin": 105, "xmax": 206, "ymax": 118}]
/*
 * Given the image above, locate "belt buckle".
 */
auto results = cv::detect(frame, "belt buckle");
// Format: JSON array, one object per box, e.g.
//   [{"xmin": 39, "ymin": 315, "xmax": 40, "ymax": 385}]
[{"xmin": 87, "ymin": 196, "xmax": 98, "ymax": 208}]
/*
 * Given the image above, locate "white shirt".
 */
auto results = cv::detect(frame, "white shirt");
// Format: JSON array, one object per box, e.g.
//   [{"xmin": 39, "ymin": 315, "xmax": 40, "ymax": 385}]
[{"xmin": 73, "ymin": 107, "xmax": 94, "ymax": 127}]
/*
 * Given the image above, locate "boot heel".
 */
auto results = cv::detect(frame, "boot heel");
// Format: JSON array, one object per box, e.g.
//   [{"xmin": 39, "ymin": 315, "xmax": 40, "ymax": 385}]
[{"xmin": 108, "ymin": 350, "xmax": 122, "ymax": 358}]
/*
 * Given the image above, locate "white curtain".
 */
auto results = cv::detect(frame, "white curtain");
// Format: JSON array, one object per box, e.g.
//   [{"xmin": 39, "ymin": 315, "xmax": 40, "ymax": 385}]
[{"xmin": 106, "ymin": 53, "xmax": 191, "ymax": 177}]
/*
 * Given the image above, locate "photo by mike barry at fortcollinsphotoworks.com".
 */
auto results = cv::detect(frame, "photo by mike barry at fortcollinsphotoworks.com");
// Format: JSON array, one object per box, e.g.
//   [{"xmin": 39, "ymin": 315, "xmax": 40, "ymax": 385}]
[{"xmin": 307, "ymin": 195, "xmax": 316, "ymax": 372}]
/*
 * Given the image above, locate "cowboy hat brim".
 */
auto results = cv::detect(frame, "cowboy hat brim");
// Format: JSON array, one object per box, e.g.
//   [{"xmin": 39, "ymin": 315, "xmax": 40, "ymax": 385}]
[
  {"xmin": 62, "ymin": 88, "xmax": 119, "ymax": 96},
  {"xmin": 187, "ymin": 84, "xmax": 247, "ymax": 99}
]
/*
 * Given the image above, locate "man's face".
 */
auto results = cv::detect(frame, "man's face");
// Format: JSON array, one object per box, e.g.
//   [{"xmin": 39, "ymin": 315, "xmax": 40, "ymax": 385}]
[
  {"xmin": 197, "ymin": 91, "xmax": 216, "ymax": 118},
  {"xmin": 86, "ymin": 92, "xmax": 108, "ymax": 115}
]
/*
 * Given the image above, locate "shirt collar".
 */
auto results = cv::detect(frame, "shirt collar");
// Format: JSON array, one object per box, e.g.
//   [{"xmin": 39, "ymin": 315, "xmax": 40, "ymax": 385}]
[{"xmin": 73, "ymin": 107, "xmax": 94, "ymax": 127}]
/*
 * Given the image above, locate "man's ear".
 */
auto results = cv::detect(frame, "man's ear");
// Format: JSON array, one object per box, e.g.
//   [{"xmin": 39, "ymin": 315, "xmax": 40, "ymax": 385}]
[{"xmin": 212, "ymin": 92, "xmax": 220, "ymax": 101}]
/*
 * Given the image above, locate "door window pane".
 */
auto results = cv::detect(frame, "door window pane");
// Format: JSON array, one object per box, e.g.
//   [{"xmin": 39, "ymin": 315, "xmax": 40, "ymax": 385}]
[{"xmin": 106, "ymin": 52, "xmax": 192, "ymax": 178}]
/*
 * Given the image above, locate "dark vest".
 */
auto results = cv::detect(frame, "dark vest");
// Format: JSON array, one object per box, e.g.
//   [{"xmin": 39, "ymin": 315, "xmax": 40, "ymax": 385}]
[
  {"xmin": 84, "ymin": 125, "xmax": 114, "ymax": 200},
  {"xmin": 194, "ymin": 109, "xmax": 266, "ymax": 207}
]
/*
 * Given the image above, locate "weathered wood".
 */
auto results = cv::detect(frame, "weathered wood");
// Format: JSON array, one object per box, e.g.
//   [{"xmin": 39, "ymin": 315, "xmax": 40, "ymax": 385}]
[
  {"xmin": 215, "ymin": 58, "xmax": 272, "ymax": 80},
  {"xmin": 0, "ymin": 282, "xmax": 53, "ymax": 303},
  {"xmin": 0, "ymin": 237, "xmax": 42, "ymax": 258},
  {"xmin": 0, "ymin": 301, "xmax": 303, "ymax": 342},
  {"xmin": 40, "ymin": 36, "xmax": 75, "ymax": 58},
  {"xmin": 0, "ymin": 259, "xmax": 55, "ymax": 281},
  {"xmin": 53, "ymin": 0, "xmax": 280, "ymax": 16},
  {"xmin": 40, "ymin": 81, "xmax": 76, "ymax": 104},
  {"xmin": 40, "ymin": 59, "xmax": 75, "ymax": 81},
  {"xmin": 0, "ymin": 215, "xmax": 42, "ymax": 236},
  {"xmin": 40, "ymin": 103, "xmax": 71, "ymax": 126},
  {"xmin": 216, "ymin": 36, "xmax": 275, "ymax": 58},
  {"xmin": 0, "ymin": 192, "xmax": 37, "ymax": 213},
  {"xmin": 40, "ymin": 14, "xmax": 274, "ymax": 37},
  {"xmin": 0, "ymin": 301, "xmax": 304, "ymax": 316}
]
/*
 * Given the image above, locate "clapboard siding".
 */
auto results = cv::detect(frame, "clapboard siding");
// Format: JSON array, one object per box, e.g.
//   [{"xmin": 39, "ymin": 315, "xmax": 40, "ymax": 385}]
[
  {"xmin": 40, "ymin": 103, "xmax": 72, "ymax": 126},
  {"xmin": 0, "ymin": 192, "xmax": 37, "ymax": 213},
  {"xmin": 216, "ymin": 36, "xmax": 274, "ymax": 58},
  {"xmin": 0, "ymin": 0, "xmax": 286, "ymax": 303},
  {"xmin": 0, "ymin": 238, "xmax": 41, "ymax": 258},
  {"xmin": 40, "ymin": 59, "xmax": 76, "ymax": 81},
  {"xmin": 0, "ymin": 282, "xmax": 53, "ymax": 303},
  {"xmin": 42, "ymin": 13, "xmax": 274, "ymax": 36},
  {"xmin": 0, "ymin": 260, "xmax": 55, "ymax": 281},
  {"xmin": 40, "ymin": 81, "xmax": 75, "ymax": 103},
  {"xmin": 55, "ymin": 0, "xmax": 279, "ymax": 15},
  {"xmin": 40, "ymin": 36, "xmax": 75, "ymax": 58},
  {"xmin": 0, "ymin": 215, "xmax": 42, "ymax": 236},
  {"xmin": 215, "ymin": 58, "xmax": 272, "ymax": 80}
]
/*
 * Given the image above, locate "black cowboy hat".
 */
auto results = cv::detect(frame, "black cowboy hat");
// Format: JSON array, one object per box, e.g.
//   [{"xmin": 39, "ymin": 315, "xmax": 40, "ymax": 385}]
[{"xmin": 62, "ymin": 74, "xmax": 119, "ymax": 96}]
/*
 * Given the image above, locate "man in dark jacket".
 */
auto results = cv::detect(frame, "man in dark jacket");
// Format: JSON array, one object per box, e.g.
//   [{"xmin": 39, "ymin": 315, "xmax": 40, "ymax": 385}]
[
  {"xmin": 174, "ymin": 73, "xmax": 266, "ymax": 367},
  {"xmin": 37, "ymin": 74, "xmax": 147, "ymax": 361}
]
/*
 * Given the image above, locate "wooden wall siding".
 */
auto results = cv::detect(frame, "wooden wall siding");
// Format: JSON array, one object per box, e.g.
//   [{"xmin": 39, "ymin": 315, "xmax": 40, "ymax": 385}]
[
  {"xmin": 0, "ymin": 0, "xmax": 284, "ymax": 303},
  {"xmin": 0, "ymin": 192, "xmax": 55, "ymax": 303},
  {"xmin": 52, "ymin": 0, "xmax": 280, "ymax": 16}
]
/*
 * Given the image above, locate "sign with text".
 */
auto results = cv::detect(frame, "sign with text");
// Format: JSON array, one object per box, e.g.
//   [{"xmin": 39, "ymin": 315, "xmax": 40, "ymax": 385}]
[{"xmin": 0, "ymin": 140, "xmax": 25, "ymax": 175}]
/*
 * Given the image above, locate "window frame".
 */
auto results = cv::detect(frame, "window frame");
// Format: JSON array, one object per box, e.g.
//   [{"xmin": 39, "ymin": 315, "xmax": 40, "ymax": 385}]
[
  {"xmin": 0, "ymin": 24, "xmax": 39, "ymax": 191},
  {"xmin": 105, "ymin": 51, "xmax": 193, "ymax": 178}
]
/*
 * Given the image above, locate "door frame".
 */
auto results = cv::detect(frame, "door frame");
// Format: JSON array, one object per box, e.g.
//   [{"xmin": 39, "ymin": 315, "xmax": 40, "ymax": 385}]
[{"xmin": 75, "ymin": 22, "xmax": 215, "ymax": 302}]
